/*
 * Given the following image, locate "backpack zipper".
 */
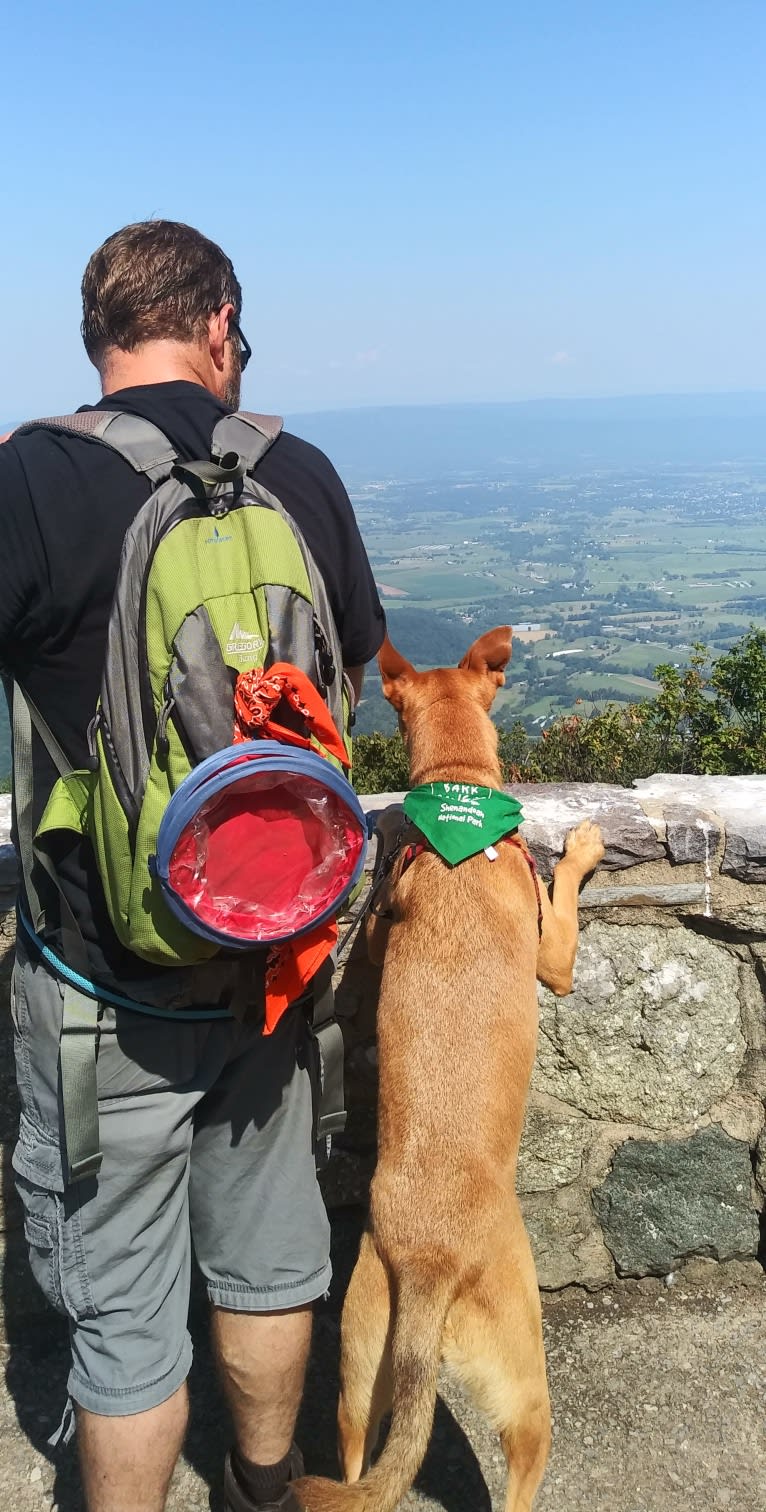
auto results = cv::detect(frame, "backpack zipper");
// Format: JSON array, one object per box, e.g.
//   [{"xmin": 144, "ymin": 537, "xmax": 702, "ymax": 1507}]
[
  {"xmin": 90, "ymin": 709, "xmax": 141, "ymax": 840},
  {"xmin": 137, "ymin": 500, "xmax": 205, "ymax": 752}
]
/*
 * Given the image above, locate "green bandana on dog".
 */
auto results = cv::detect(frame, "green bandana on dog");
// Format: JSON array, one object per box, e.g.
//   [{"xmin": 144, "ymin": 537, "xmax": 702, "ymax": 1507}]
[{"xmin": 403, "ymin": 782, "xmax": 524, "ymax": 867}]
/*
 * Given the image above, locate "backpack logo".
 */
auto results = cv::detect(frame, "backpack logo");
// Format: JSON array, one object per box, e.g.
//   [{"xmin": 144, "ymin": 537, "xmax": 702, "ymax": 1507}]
[
  {"xmin": 226, "ymin": 622, "xmax": 266, "ymax": 662},
  {"xmin": 206, "ymin": 523, "xmax": 232, "ymax": 544}
]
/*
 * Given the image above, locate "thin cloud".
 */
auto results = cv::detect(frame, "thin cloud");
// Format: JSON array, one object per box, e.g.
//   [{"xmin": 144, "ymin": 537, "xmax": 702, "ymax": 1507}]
[{"xmin": 549, "ymin": 350, "xmax": 572, "ymax": 366}]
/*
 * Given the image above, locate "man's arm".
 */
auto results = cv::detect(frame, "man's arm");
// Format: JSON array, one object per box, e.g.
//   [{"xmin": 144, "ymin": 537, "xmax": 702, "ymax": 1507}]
[
  {"xmin": 0, "ymin": 438, "xmax": 50, "ymax": 664},
  {"xmin": 345, "ymin": 664, "xmax": 365, "ymax": 706}
]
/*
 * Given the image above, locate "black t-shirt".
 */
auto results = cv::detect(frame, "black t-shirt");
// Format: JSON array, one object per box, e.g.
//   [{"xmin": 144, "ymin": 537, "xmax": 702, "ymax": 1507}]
[{"xmin": 0, "ymin": 380, "xmax": 385, "ymax": 984}]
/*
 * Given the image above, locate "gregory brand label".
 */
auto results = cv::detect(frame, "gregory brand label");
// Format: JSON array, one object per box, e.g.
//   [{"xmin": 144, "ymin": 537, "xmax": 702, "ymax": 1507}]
[{"xmin": 226, "ymin": 622, "xmax": 266, "ymax": 663}]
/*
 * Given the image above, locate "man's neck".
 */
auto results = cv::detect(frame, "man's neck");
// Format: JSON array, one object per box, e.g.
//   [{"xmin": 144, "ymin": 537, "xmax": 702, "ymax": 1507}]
[{"xmin": 100, "ymin": 341, "xmax": 212, "ymax": 397}]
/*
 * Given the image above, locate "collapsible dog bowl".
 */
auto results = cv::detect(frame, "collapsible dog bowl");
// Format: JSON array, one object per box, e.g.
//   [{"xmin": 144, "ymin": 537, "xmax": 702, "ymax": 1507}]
[{"xmin": 152, "ymin": 741, "xmax": 367, "ymax": 948}]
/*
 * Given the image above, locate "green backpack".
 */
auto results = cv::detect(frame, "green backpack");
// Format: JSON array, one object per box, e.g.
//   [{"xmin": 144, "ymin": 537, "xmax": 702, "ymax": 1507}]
[{"xmin": 12, "ymin": 407, "xmax": 353, "ymax": 1178}]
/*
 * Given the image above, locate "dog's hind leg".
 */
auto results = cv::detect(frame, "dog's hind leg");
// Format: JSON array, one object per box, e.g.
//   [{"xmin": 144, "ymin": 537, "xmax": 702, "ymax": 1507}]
[
  {"xmin": 536, "ymin": 818, "xmax": 604, "ymax": 995},
  {"xmin": 337, "ymin": 1231, "xmax": 394, "ymax": 1483},
  {"xmin": 442, "ymin": 1208, "xmax": 551, "ymax": 1511}
]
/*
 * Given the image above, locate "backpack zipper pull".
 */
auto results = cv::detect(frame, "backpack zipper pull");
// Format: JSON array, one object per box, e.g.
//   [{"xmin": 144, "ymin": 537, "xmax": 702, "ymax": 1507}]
[
  {"xmin": 85, "ymin": 712, "xmax": 101, "ymax": 773},
  {"xmin": 313, "ymin": 618, "xmax": 337, "ymax": 692},
  {"xmin": 156, "ymin": 690, "xmax": 176, "ymax": 757}
]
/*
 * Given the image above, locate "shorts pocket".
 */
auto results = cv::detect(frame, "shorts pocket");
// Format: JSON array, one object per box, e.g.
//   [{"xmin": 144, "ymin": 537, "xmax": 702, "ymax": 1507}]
[
  {"xmin": 17, "ymin": 1178, "xmax": 67, "ymax": 1316},
  {"xmin": 13, "ymin": 1116, "xmax": 97, "ymax": 1322}
]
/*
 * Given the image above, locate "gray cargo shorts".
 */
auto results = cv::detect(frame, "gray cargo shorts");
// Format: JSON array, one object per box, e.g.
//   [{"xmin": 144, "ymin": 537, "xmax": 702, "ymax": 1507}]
[{"xmin": 11, "ymin": 931, "xmax": 332, "ymax": 1417}]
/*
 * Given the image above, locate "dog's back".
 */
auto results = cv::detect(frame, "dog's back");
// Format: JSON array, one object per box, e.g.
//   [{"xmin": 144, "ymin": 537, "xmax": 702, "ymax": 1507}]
[{"xmin": 375, "ymin": 841, "xmax": 540, "ymax": 1187}]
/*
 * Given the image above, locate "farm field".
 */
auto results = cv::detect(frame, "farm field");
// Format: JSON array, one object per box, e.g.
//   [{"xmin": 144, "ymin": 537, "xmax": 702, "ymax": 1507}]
[{"xmin": 351, "ymin": 462, "xmax": 766, "ymax": 734}]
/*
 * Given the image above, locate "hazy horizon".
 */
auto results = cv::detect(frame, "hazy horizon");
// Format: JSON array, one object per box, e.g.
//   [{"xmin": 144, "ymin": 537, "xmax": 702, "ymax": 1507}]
[{"xmin": 5, "ymin": 391, "xmax": 766, "ymax": 477}]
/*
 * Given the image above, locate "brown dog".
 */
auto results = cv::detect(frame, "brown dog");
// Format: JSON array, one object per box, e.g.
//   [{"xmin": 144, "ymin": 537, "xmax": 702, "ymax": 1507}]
[{"xmin": 295, "ymin": 627, "xmax": 604, "ymax": 1512}]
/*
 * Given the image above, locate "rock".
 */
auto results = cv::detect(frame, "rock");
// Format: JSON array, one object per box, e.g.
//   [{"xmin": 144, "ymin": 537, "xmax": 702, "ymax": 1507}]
[
  {"xmin": 663, "ymin": 806, "xmax": 721, "ymax": 867},
  {"xmin": 579, "ymin": 882, "xmax": 705, "ymax": 909},
  {"xmin": 707, "ymin": 1087, "xmax": 765, "ymax": 1145},
  {"xmin": 508, "ymin": 783, "xmax": 665, "ymax": 876},
  {"xmin": 754, "ymin": 1127, "xmax": 766, "ymax": 1200},
  {"xmin": 534, "ymin": 923, "xmax": 744, "ymax": 1128},
  {"xmin": 318, "ymin": 1145, "xmax": 375, "ymax": 1210},
  {"xmin": 634, "ymin": 774, "xmax": 766, "ymax": 883},
  {"xmin": 679, "ymin": 1256, "xmax": 766, "ymax": 1290},
  {"xmin": 517, "ymin": 1102, "xmax": 589, "ymax": 1193},
  {"xmin": 521, "ymin": 1193, "xmax": 614, "ymax": 1289},
  {"xmin": 592, "ymin": 1126, "xmax": 760, "ymax": 1276}
]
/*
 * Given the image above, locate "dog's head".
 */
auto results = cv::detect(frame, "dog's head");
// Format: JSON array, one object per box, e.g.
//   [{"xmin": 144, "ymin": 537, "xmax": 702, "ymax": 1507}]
[{"xmin": 378, "ymin": 627, "xmax": 512, "ymax": 785}]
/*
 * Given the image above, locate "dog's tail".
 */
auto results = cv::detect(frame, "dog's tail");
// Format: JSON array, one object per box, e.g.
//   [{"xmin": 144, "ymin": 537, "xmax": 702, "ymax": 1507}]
[{"xmin": 294, "ymin": 1262, "xmax": 454, "ymax": 1512}]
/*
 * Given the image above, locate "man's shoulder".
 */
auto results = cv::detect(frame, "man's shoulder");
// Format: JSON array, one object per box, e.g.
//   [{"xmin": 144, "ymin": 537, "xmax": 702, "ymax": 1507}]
[
  {"xmin": 0, "ymin": 417, "xmax": 74, "ymax": 472},
  {"xmin": 265, "ymin": 429, "xmax": 345, "ymax": 491}
]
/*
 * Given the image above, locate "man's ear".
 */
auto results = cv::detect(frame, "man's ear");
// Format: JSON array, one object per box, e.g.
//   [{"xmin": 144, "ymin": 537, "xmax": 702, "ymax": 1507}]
[
  {"xmin": 458, "ymin": 626, "xmax": 512, "ymax": 687},
  {"xmin": 208, "ymin": 303, "xmax": 234, "ymax": 374},
  {"xmin": 378, "ymin": 637, "xmax": 417, "ymax": 711}
]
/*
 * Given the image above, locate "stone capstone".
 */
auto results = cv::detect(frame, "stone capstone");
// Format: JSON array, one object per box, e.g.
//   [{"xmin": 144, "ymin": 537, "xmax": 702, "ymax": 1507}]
[
  {"xmin": 634, "ymin": 774, "xmax": 766, "ymax": 883},
  {"xmin": 509, "ymin": 783, "xmax": 665, "ymax": 876},
  {"xmin": 533, "ymin": 923, "xmax": 744, "ymax": 1128},
  {"xmin": 593, "ymin": 1126, "xmax": 760, "ymax": 1276}
]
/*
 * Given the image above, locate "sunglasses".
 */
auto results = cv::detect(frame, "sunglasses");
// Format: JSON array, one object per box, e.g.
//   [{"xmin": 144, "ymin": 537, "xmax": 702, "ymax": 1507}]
[{"xmin": 229, "ymin": 317, "xmax": 251, "ymax": 372}]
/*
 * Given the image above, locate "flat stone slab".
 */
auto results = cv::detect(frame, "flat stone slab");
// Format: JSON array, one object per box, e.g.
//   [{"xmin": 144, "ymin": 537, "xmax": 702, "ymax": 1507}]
[
  {"xmin": 507, "ymin": 784, "xmax": 666, "ymax": 874},
  {"xmin": 634, "ymin": 774, "xmax": 766, "ymax": 882},
  {"xmin": 579, "ymin": 881, "xmax": 706, "ymax": 909}
]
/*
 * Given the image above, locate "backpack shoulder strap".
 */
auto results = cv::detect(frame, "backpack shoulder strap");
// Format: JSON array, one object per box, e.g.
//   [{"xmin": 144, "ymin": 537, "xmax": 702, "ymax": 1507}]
[
  {"xmin": 14, "ymin": 411, "xmax": 178, "ymax": 485},
  {"xmin": 211, "ymin": 411, "xmax": 283, "ymax": 473}
]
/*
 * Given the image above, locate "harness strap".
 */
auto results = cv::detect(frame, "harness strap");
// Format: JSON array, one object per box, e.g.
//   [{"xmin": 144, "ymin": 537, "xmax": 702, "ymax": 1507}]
[
  {"xmin": 60, "ymin": 986, "xmax": 103, "ymax": 1182},
  {"xmin": 14, "ymin": 411, "xmax": 179, "ymax": 485},
  {"xmin": 335, "ymin": 814, "xmax": 408, "ymax": 957},
  {"xmin": 211, "ymin": 412, "xmax": 283, "ymax": 470},
  {"xmin": 11, "ymin": 682, "xmax": 46, "ymax": 933},
  {"xmin": 307, "ymin": 954, "xmax": 346, "ymax": 1169},
  {"xmin": 505, "ymin": 835, "xmax": 544, "ymax": 938}
]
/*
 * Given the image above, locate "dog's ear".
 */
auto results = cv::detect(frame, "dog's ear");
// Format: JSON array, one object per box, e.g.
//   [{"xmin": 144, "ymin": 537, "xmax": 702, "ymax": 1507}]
[
  {"xmin": 378, "ymin": 636, "xmax": 417, "ymax": 711},
  {"xmin": 458, "ymin": 626, "xmax": 512, "ymax": 687}
]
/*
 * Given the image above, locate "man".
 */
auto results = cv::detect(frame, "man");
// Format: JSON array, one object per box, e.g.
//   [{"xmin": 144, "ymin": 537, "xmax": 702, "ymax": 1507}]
[{"xmin": 0, "ymin": 221, "xmax": 385, "ymax": 1512}]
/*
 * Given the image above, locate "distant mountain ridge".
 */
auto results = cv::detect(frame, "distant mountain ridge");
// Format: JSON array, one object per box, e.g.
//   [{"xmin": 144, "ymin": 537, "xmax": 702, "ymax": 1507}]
[{"xmin": 285, "ymin": 393, "xmax": 766, "ymax": 477}]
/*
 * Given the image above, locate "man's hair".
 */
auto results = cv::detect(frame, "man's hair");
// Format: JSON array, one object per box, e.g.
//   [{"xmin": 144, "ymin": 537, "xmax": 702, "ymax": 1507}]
[{"xmin": 81, "ymin": 220, "xmax": 242, "ymax": 362}]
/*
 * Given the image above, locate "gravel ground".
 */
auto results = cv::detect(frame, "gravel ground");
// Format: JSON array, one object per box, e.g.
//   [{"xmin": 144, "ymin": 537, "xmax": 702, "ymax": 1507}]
[{"xmin": 2, "ymin": 1209, "xmax": 765, "ymax": 1512}]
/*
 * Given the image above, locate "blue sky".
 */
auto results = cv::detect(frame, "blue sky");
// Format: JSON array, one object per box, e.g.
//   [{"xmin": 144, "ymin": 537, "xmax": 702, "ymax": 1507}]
[{"xmin": 2, "ymin": 0, "xmax": 765, "ymax": 416}]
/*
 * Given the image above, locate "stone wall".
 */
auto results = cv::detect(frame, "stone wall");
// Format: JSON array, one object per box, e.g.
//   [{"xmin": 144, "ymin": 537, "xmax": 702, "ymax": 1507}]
[
  {"xmin": 0, "ymin": 779, "xmax": 764, "ymax": 1292},
  {"xmin": 323, "ymin": 776, "xmax": 766, "ymax": 1289}
]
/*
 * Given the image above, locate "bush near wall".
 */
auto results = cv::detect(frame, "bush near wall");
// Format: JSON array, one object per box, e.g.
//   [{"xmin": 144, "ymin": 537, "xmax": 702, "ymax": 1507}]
[{"xmin": 353, "ymin": 628, "xmax": 766, "ymax": 795}]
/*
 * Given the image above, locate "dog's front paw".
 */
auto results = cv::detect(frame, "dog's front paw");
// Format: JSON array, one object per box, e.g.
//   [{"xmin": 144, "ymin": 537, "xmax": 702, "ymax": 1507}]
[{"xmin": 563, "ymin": 818, "xmax": 605, "ymax": 874}]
